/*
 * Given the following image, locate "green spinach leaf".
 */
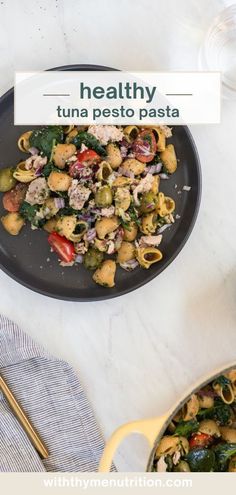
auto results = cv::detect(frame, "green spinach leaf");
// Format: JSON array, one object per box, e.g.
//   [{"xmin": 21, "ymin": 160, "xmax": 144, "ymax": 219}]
[
  {"xmin": 174, "ymin": 419, "xmax": 199, "ymax": 438},
  {"xmin": 213, "ymin": 443, "xmax": 236, "ymax": 471},
  {"xmin": 72, "ymin": 132, "xmax": 106, "ymax": 156},
  {"xmin": 29, "ymin": 126, "xmax": 64, "ymax": 157},
  {"xmin": 20, "ymin": 202, "xmax": 39, "ymax": 222},
  {"xmin": 213, "ymin": 375, "xmax": 231, "ymax": 391},
  {"xmin": 197, "ymin": 399, "xmax": 232, "ymax": 426},
  {"xmin": 41, "ymin": 162, "xmax": 60, "ymax": 177}
]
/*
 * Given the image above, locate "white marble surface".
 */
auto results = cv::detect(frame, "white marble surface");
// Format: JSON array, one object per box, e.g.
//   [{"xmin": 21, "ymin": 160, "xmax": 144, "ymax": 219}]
[{"xmin": 0, "ymin": 0, "xmax": 236, "ymax": 471}]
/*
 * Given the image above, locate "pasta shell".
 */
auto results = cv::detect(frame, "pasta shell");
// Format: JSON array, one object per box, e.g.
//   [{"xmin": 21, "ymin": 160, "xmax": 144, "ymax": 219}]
[
  {"xmin": 17, "ymin": 131, "xmax": 32, "ymax": 152},
  {"xmin": 52, "ymin": 143, "xmax": 76, "ymax": 169},
  {"xmin": 160, "ymin": 144, "xmax": 177, "ymax": 174},
  {"xmin": 96, "ymin": 161, "xmax": 113, "ymax": 182},
  {"xmin": 213, "ymin": 382, "xmax": 235, "ymax": 404},
  {"xmin": 151, "ymin": 175, "xmax": 160, "ymax": 194},
  {"xmin": 63, "ymin": 125, "xmax": 75, "ymax": 135},
  {"xmin": 141, "ymin": 212, "xmax": 158, "ymax": 235},
  {"xmin": 156, "ymin": 436, "xmax": 189, "ymax": 458},
  {"xmin": 136, "ymin": 247, "xmax": 163, "ymax": 268},
  {"xmin": 106, "ymin": 143, "xmax": 123, "ymax": 169},
  {"xmin": 69, "ymin": 221, "xmax": 88, "ymax": 242},
  {"xmin": 225, "ymin": 370, "xmax": 236, "ymax": 395},
  {"xmin": 117, "ymin": 241, "xmax": 135, "ymax": 264},
  {"xmin": 93, "ymin": 259, "xmax": 116, "ymax": 288},
  {"xmin": 220, "ymin": 427, "xmax": 236, "ymax": 443},
  {"xmin": 56, "ymin": 215, "xmax": 77, "ymax": 239},
  {"xmin": 122, "ymin": 158, "xmax": 145, "ymax": 176},
  {"xmin": 1, "ymin": 212, "xmax": 24, "ymax": 235},
  {"xmin": 56, "ymin": 216, "xmax": 88, "ymax": 242},
  {"xmin": 123, "ymin": 125, "xmax": 139, "ymax": 142},
  {"xmin": 199, "ymin": 420, "xmax": 220, "ymax": 437},
  {"xmin": 115, "ymin": 187, "xmax": 131, "ymax": 213},
  {"xmin": 65, "ymin": 128, "xmax": 79, "ymax": 143},
  {"xmin": 13, "ymin": 162, "xmax": 37, "ymax": 183},
  {"xmin": 157, "ymin": 195, "xmax": 175, "ymax": 217},
  {"xmin": 182, "ymin": 394, "xmax": 199, "ymax": 421}
]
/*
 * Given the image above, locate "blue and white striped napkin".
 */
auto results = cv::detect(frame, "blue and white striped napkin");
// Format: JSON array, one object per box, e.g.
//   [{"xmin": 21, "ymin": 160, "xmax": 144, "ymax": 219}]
[{"xmin": 0, "ymin": 315, "xmax": 105, "ymax": 472}]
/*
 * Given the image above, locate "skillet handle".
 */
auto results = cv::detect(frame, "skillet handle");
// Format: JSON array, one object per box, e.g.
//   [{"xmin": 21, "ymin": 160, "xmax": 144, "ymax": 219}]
[{"xmin": 99, "ymin": 415, "xmax": 168, "ymax": 472}]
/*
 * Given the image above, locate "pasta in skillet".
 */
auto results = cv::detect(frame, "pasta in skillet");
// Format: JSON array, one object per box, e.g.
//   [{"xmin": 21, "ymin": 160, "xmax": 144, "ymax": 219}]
[
  {"xmin": 0, "ymin": 124, "xmax": 179, "ymax": 288},
  {"xmin": 153, "ymin": 372, "xmax": 236, "ymax": 472}
]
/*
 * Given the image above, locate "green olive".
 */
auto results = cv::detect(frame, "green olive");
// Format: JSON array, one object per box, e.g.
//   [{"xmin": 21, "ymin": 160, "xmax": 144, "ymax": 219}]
[
  {"xmin": 84, "ymin": 248, "xmax": 104, "ymax": 270},
  {"xmin": 95, "ymin": 186, "xmax": 113, "ymax": 207},
  {"xmin": 0, "ymin": 167, "xmax": 17, "ymax": 192},
  {"xmin": 139, "ymin": 192, "xmax": 158, "ymax": 213},
  {"xmin": 174, "ymin": 461, "xmax": 191, "ymax": 472}
]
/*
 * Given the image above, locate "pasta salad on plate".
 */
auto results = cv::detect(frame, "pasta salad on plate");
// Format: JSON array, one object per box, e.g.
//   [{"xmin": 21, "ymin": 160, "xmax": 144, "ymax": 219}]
[{"xmin": 0, "ymin": 124, "xmax": 178, "ymax": 288}]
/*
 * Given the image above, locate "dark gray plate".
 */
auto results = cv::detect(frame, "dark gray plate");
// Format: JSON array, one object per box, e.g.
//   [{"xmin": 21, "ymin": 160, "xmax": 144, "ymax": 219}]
[{"xmin": 0, "ymin": 65, "xmax": 201, "ymax": 301}]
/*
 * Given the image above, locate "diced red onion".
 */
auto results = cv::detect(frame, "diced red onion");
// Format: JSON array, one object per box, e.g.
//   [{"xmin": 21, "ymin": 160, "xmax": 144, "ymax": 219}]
[
  {"xmin": 120, "ymin": 138, "xmax": 129, "ymax": 148},
  {"xmin": 86, "ymin": 228, "xmax": 96, "ymax": 242},
  {"xmin": 146, "ymin": 202, "xmax": 155, "ymax": 209},
  {"xmin": 118, "ymin": 167, "xmax": 135, "ymax": 179},
  {"xmin": 75, "ymin": 254, "xmax": 84, "ymax": 263},
  {"xmin": 120, "ymin": 259, "xmax": 139, "ymax": 271},
  {"xmin": 157, "ymin": 224, "xmax": 171, "ymax": 233},
  {"xmin": 54, "ymin": 197, "xmax": 65, "ymax": 209},
  {"xmin": 35, "ymin": 166, "xmax": 43, "ymax": 177},
  {"xmin": 69, "ymin": 161, "xmax": 84, "ymax": 178},
  {"xmin": 90, "ymin": 208, "xmax": 102, "ymax": 216},
  {"xmin": 132, "ymin": 141, "xmax": 151, "ymax": 156},
  {"xmin": 197, "ymin": 388, "xmax": 216, "ymax": 398},
  {"xmin": 28, "ymin": 147, "xmax": 39, "ymax": 155},
  {"xmin": 145, "ymin": 163, "xmax": 162, "ymax": 175},
  {"xmin": 159, "ymin": 173, "xmax": 169, "ymax": 179},
  {"xmin": 79, "ymin": 213, "xmax": 94, "ymax": 221},
  {"xmin": 120, "ymin": 146, "xmax": 128, "ymax": 158}
]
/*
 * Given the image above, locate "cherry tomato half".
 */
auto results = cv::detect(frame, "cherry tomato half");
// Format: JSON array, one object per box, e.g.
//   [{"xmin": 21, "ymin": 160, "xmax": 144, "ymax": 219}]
[
  {"xmin": 77, "ymin": 149, "xmax": 101, "ymax": 166},
  {"xmin": 133, "ymin": 130, "xmax": 157, "ymax": 163},
  {"xmin": 189, "ymin": 433, "xmax": 213, "ymax": 449},
  {"xmin": 3, "ymin": 183, "xmax": 27, "ymax": 212},
  {"xmin": 48, "ymin": 232, "xmax": 75, "ymax": 263}
]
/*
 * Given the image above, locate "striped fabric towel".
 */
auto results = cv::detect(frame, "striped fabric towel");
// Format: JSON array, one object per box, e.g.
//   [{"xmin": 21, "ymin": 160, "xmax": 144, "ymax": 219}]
[{"xmin": 0, "ymin": 315, "xmax": 105, "ymax": 472}]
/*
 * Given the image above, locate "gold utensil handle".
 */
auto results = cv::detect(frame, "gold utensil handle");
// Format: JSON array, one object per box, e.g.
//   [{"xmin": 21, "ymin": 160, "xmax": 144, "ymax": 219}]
[{"xmin": 0, "ymin": 375, "xmax": 49, "ymax": 459}]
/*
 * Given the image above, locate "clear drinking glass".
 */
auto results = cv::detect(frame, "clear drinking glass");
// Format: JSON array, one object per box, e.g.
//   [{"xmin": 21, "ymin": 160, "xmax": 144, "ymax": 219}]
[{"xmin": 199, "ymin": 4, "xmax": 236, "ymax": 99}]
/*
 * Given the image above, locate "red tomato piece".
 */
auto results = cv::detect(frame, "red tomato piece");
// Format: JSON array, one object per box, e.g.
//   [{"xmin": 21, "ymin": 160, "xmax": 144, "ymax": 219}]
[
  {"xmin": 48, "ymin": 232, "xmax": 75, "ymax": 263},
  {"xmin": 133, "ymin": 130, "xmax": 157, "ymax": 163},
  {"xmin": 189, "ymin": 433, "xmax": 213, "ymax": 449},
  {"xmin": 77, "ymin": 149, "xmax": 100, "ymax": 166},
  {"xmin": 3, "ymin": 183, "xmax": 27, "ymax": 212}
]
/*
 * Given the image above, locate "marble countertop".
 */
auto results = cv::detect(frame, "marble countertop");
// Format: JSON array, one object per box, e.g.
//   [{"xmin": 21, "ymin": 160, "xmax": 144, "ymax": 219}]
[{"xmin": 0, "ymin": 0, "xmax": 236, "ymax": 471}]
